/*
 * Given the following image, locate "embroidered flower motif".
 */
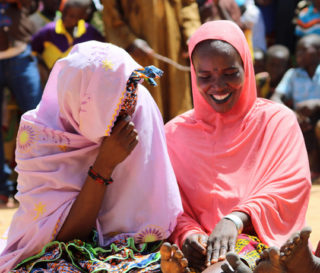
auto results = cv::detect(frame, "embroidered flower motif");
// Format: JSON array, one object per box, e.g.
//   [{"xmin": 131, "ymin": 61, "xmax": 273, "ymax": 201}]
[
  {"xmin": 17, "ymin": 124, "xmax": 38, "ymax": 152},
  {"xmin": 58, "ymin": 145, "xmax": 68, "ymax": 152},
  {"xmin": 33, "ymin": 202, "xmax": 46, "ymax": 220},
  {"xmin": 134, "ymin": 225, "xmax": 165, "ymax": 243},
  {"xmin": 102, "ymin": 58, "xmax": 114, "ymax": 71}
]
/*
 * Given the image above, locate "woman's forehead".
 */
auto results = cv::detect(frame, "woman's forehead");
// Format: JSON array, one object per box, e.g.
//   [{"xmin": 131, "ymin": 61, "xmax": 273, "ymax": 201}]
[{"xmin": 192, "ymin": 40, "xmax": 243, "ymax": 66}]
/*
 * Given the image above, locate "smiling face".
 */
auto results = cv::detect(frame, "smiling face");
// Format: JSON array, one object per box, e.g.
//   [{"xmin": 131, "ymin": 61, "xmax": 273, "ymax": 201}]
[{"xmin": 192, "ymin": 40, "xmax": 245, "ymax": 113}]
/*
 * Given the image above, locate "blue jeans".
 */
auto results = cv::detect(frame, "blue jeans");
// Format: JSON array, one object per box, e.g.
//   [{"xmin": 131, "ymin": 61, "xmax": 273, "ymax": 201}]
[{"xmin": 0, "ymin": 44, "xmax": 42, "ymax": 196}]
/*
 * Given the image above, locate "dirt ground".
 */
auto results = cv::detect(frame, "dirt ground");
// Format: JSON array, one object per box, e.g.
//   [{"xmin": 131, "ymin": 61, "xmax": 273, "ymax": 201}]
[{"xmin": 1, "ymin": 185, "xmax": 320, "ymax": 249}]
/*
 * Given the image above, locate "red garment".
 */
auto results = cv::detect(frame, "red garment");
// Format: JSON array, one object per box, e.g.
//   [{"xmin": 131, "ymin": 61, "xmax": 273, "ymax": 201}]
[{"xmin": 165, "ymin": 20, "xmax": 311, "ymax": 249}]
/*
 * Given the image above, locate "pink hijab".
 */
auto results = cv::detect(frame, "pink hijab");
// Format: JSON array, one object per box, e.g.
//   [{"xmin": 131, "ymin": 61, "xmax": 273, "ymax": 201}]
[
  {"xmin": 165, "ymin": 21, "xmax": 311, "ymax": 248},
  {"xmin": 0, "ymin": 41, "xmax": 182, "ymax": 271}
]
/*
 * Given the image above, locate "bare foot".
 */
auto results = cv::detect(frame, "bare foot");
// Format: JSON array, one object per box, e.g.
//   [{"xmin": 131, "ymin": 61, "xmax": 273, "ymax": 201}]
[
  {"xmin": 221, "ymin": 248, "xmax": 285, "ymax": 273},
  {"xmin": 280, "ymin": 227, "xmax": 320, "ymax": 273},
  {"xmin": 160, "ymin": 242, "xmax": 190, "ymax": 273},
  {"xmin": 255, "ymin": 247, "xmax": 285, "ymax": 273},
  {"xmin": 221, "ymin": 252, "xmax": 253, "ymax": 273}
]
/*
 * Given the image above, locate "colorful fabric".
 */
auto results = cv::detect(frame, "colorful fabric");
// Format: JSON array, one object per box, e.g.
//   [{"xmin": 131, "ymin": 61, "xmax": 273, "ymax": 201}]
[
  {"xmin": 295, "ymin": 5, "xmax": 320, "ymax": 37},
  {"xmin": 11, "ymin": 236, "xmax": 162, "ymax": 273},
  {"xmin": 189, "ymin": 234, "xmax": 267, "ymax": 273},
  {"xmin": 275, "ymin": 65, "xmax": 320, "ymax": 109},
  {"xmin": 235, "ymin": 234, "xmax": 267, "ymax": 270},
  {"xmin": 255, "ymin": 71, "xmax": 273, "ymax": 98},
  {"xmin": 122, "ymin": 66, "xmax": 163, "ymax": 115},
  {"xmin": 165, "ymin": 20, "xmax": 311, "ymax": 249},
  {"xmin": 31, "ymin": 20, "xmax": 104, "ymax": 68},
  {"xmin": 0, "ymin": 41, "xmax": 183, "ymax": 272}
]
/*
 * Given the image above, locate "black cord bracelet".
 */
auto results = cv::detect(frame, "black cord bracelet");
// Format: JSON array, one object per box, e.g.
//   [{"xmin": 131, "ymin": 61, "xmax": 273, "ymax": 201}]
[{"xmin": 88, "ymin": 166, "xmax": 113, "ymax": 186}]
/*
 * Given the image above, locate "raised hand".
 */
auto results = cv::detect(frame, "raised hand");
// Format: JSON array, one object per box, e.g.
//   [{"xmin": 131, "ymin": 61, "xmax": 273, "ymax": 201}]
[{"xmin": 93, "ymin": 113, "xmax": 139, "ymax": 177}]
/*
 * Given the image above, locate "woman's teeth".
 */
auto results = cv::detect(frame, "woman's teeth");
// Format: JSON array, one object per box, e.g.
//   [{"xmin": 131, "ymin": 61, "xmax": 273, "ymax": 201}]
[
  {"xmin": 211, "ymin": 93, "xmax": 231, "ymax": 101},
  {"xmin": 210, "ymin": 92, "xmax": 232, "ymax": 103}
]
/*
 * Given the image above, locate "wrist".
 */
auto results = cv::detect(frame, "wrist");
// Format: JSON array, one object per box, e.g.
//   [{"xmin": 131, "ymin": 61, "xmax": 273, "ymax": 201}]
[
  {"xmin": 92, "ymin": 160, "xmax": 114, "ymax": 179},
  {"xmin": 222, "ymin": 214, "xmax": 244, "ymax": 234}
]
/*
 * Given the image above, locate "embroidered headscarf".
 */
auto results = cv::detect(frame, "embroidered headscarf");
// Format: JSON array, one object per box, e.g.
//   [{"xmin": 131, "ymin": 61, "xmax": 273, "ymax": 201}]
[
  {"xmin": 165, "ymin": 21, "xmax": 311, "ymax": 248},
  {"xmin": 0, "ymin": 41, "xmax": 182, "ymax": 271}
]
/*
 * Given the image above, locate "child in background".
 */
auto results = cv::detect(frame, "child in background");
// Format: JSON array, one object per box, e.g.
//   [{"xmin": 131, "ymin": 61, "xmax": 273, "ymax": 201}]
[
  {"xmin": 31, "ymin": 0, "xmax": 104, "ymax": 86},
  {"xmin": 253, "ymin": 48, "xmax": 266, "ymax": 74},
  {"xmin": 295, "ymin": 0, "xmax": 320, "ymax": 37},
  {"xmin": 271, "ymin": 34, "xmax": 320, "ymax": 179},
  {"xmin": 256, "ymin": 44, "xmax": 290, "ymax": 99}
]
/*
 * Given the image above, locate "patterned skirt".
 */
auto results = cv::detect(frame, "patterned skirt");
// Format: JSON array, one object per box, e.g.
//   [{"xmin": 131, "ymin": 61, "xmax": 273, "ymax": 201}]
[
  {"xmin": 11, "ymin": 234, "xmax": 267, "ymax": 273},
  {"xmin": 11, "ymin": 237, "xmax": 162, "ymax": 273}
]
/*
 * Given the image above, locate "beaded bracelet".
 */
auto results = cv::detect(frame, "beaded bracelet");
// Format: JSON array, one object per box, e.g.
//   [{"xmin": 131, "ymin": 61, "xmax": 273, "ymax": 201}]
[{"xmin": 88, "ymin": 166, "xmax": 113, "ymax": 186}]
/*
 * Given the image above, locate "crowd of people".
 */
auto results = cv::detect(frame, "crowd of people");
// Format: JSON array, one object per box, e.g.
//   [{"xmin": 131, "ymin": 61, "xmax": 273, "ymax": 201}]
[{"xmin": 0, "ymin": 0, "xmax": 319, "ymax": 272}]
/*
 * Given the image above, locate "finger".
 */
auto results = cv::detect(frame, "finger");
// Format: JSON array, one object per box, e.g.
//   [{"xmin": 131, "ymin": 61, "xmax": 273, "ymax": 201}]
[
  {"xmin": 189, "ymin": 239, "xmax": 206, "ymax": 255},
  {"xmin": 112, "ymin": 115, "xmax": 131, "ymax": 134},
  {"xmin": 127, "ymin": 129, "xmax": 138, "ymax": 142},
  {"xmin": 219, "ymin": 240, "xmax": 228, "ymax": 261},
  {"xmin": 228, "ymin": 238, "xmax": 236, "ymax": 253},
  {"xmin": 128, "ymin": 137, "xmax": 139, "ymax": 151},
  {"xmin": 121, "ymin": 121, "xmax": 135, "ymax": 136},
  {"xmin": 206, "ymin": 243, "xmax": 213, "ymax": 266},
  {"xmin": 210, "ymin": 241, "xmax": 220, "ymax": 264}
]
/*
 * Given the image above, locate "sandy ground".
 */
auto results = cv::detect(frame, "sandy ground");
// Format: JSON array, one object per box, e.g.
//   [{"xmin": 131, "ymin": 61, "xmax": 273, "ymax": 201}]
[{"xmin": 1, "ymin": 185, "xmax": 320, "ymax": 248}]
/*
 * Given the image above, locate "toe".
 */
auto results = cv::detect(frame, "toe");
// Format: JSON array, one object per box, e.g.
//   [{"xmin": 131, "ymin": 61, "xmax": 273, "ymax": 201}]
[
  {"xmin": 226, "ymin": 252, "xmax": 242, "ymax": 269},
  {"xmin": 221, "ymin": 262, "xmax": 234, "ymax": 273},
  {"xmin": 160, "ymin": 242, "xmax": 172, "ymax": 261},
  {"xmin": 180, "ymin": 257, "xmax": 188, "ymax": 268},
  {"xmin": 260, "ymin": 249, "xmax": 270, "ymax": 260},
  {"xmin": 268, "ymin": 247, "xmax": 281, "ymax": 264},
  {"xmin": 173, "ymin": 249, "xmax": 184, "ymax": 260},
  {"xmin": 300, "ymin": 227, "xmax": 312, "ymax": 244}
]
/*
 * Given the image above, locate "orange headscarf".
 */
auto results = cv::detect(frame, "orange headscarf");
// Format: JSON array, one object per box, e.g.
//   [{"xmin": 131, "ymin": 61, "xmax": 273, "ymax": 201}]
[{"xmin": 165, "ymin": 20, "xmax": 311, "ymax": 248}]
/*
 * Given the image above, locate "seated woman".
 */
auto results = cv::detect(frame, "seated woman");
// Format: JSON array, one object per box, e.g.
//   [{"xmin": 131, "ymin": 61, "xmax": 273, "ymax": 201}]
[
  {"xmin": 0, "ymin": 41, "xmax": 183, "ymax": 272},
  {"xmin": 164, "ymin": 20, "xmax": 311, "ymax": 273}
]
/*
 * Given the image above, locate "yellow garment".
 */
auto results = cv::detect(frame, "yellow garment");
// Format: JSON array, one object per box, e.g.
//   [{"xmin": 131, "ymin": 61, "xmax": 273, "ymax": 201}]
[
  {"xmin": 243, "ymin": 29, "xmax": 254, "ymax": 59},
  {"xmin": 41, "ymin": 19, "xmax": 87, "ymax": 69},
  {"xmin": 102, "ymin": 0, "xmax": 201, "ymax": 122}
]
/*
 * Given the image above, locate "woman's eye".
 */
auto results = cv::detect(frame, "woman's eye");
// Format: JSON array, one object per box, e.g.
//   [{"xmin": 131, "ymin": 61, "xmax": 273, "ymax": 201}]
[
  {"xmin": 197, "ymin": 74, "xmax": 210, "ymax": 80},
  {"xmin": 225, "ymin": 70, "xmax": 239, "ymax": 77}
]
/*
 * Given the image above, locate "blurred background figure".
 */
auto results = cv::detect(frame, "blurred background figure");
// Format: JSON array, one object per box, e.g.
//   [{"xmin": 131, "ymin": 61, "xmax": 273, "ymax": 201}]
[
  {"xmin": 295, "ymin": 0, "xmax": 320, "ymax": 38},
  {"xmin": 197, "ymin": 0, "xmax": 262, "ymax": 56},
  {"xmin": 255, "ymin": 44, "xmax": 290, "ymax": 99},
  {"xmin": 31, "ymin": 0, "xmax": 105, "ymax": 87},
  {"xmin": 271, "ymin": 34, "xmax": 320, "ymax": 180},
  {"xmin": 101, "ymin": 0, "xmax": 201, "ymax": 122},
  {"xmin": 0, "ymin": 0, "xmax": 42, "ymax": 206},
  {"xmin": 29, "ymin": 0, "xmax": 62, "ymax": 34}
]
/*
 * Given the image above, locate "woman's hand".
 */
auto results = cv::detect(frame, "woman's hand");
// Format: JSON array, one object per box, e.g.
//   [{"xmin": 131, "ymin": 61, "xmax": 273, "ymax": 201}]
[
  {"xmin": 206, "ymin": 218, "xmax": 238, "ymax": 266},
  {"xmin": 182, "ymin": 233, "xmax": 208, "ymax": 271},
  {"xmin": 93, "ymin": 114, "xmax": 138, "ymax": 177}
]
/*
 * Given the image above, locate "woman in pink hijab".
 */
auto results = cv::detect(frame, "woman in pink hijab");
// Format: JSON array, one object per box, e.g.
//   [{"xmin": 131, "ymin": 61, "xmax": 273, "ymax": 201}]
[
  {"xmin": 165, "ymin": 20, "xmax": 311, "ymax": 272},
  {"xmin": 0, "ymin": 41, "xmax": 183, "ymax": 272}
]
